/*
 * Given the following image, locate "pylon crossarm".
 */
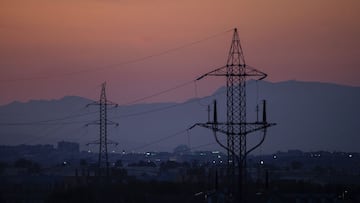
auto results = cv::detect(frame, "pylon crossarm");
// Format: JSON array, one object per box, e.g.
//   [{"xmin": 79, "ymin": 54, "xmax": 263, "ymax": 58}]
[
  {"xmin": 86, "ymin": 101, "xmax": 100, "ymax": 107},
  {"xmin": 196, "ymin": 64, "xmax": 267, "ymax": 81},
  {"xmin": 244, "ymin": 65, "xmax": 267, "ymax": 80},
  {"xmin": 190, "ymin": 122, "xmax": 236, "ymax": 136},
  {"xmin": 209, "ymin": 122, "xmax": 275, "ymax": 135},
  {"xmin": 244, "ymin": 122, "xmax": 276, "ymax": 135},
  {"xmin": 86, "ymin": 101, "xmax": 117, "ymax": 107},
  {"xmin": 104, "ymin": 100, "xmax": 119, "ymax": 107},
  {"xmin": 191, "ymin": 122, "xmax": 275, "ymax": 135},
  {"xmin": 188, "ymin": 123, "xmax": 199, "ymax": 130},
  {"xmin": 189, "ymin": 123, "xmax": 224, "ymax": 132},
  {"xmin": 196, "ymin": 66, "xmax": 227, "ymax": 80}
]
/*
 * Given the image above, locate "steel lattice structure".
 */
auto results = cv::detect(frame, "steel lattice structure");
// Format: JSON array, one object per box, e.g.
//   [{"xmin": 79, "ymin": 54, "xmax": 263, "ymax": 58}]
[
  {"xmin": 87, "ymin": 82, "xmax": 118, "ymax": 177},
  {"xmin": 191, "ymin": 28, "xmax": 276, "ymax": 202}
]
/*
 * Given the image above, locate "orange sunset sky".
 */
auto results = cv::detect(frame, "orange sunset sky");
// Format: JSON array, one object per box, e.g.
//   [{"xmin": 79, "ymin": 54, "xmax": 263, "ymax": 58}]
[{"xmin": 0, "ymin": 0, "xmax": 359, "ymax": 105}]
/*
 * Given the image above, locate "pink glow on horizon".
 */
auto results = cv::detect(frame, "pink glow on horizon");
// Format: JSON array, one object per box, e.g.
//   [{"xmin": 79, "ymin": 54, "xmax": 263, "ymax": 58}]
[{"xmin": 0, "ymin": 0, "xmax": 359, "ymax": 105}]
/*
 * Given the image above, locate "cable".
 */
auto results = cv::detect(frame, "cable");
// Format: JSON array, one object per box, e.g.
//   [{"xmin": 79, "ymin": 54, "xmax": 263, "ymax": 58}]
[
  {"xmin": 0, "ymin": 78, "xmax": 226, "ymax": 128},
  {"xmin": 114, "ymin": 103, "xmax": 182, "ymax": 119},
  {"xmin": 0, "ymin": 110, "xmax": 98, "ymax": 126},
  {"xmin": 187, "ymin": 130, "xmax": 191, "ymax": 149},
  {"xmin": 22, "ymin": 124, "xmax": 65, "ymax": 145},
  {"xmin": 112, "ymin": 89, "xmax": 226, "ymax": 119},
  {"xmin": 194, "ymin": 80, "xmax": 211, "ymax": 107},
  {"xmin": 58, "ymin": 126, "xmax": 89, "ymax": 141},
  {"xmin": 178, "ymin": 142, "xmax": 218, "ymax": 154},
  {"xmin": 0, "ymin": 89, "xmax": 220, "ymax": 125},
  {"xmin": 122, "ymin": 80, "xmax": 195, "ymax": 105},
  {"xmin": 0, "ymin": 29, "xmax": 232, "ymax": 83},
  {"xmin": 0, "ymin": 77, "xmax": 224, "ymax": 126},
  {"xmin": 126, "ymin": 129, "xmax": 188, "ymax": 152},
  {"xmin": 0, "ymin": 88, "xmax": 225, "ymax": 125}
]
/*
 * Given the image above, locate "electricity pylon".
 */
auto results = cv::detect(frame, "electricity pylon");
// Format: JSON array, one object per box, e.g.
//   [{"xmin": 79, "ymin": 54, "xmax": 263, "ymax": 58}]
[
  {"xmin": 190, "ymin": 28, "xmax": 276, "ymax": 203},
  {"xmin": 86, "ymin": 82, "xmax": 118, "ymax": 177}
]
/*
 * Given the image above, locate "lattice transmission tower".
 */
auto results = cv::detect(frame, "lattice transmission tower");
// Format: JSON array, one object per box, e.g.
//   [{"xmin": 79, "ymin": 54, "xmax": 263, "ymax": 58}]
[
  {"xmin": 86, "ymin": 82, "xmax": 118, "ymax": 177},
  {"xmin": 190, "ymin": 28, "xmax": 276, "ymax": 203}
]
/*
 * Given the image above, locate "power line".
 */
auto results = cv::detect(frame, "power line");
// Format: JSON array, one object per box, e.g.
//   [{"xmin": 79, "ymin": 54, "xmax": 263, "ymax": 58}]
[
  {"xmin": 0, "ymin": 87, "xmax": 226, "ymax": 126},
  {"xmin": 0, "ymin": 55, "xmax": 234, "ymax": 127},
  {"xmin": 1, "ymin": 62, "xmax": 240, "ymax": 127},
  {"xmin": 0, "ymin": 29, "xmax": 232, "ymax": 83},
  {"xmin": 21, "ymin": 124, "xmax": 66, "ymax": 145},
  {"xmin": 123, "ymin": 126, "xmax": 223, "ymax": 153},
  {"xmin": 177, "ymin": 142, "xmax": 218, "ymax": 154},
  {"xmin": 0, "ymin": 110, "xmax": 98, "ymax": 126},
  {"xmin": 114, "ymin": 79, "xmax": 227, "ymax": 119},
  {"xmin": 113, "ymin": 91, "xmax": 225, "ymax": 119},
  {"xmin": 126, "ymin": 129, "xmax": 188, "ymax": 152},
  {"xmin": 122, "ymin": 80, "xmax": 195, "ymax": 105},
  {"xmin": 0, "ymin": 81, "xmax": 227, "ymax": 126}
]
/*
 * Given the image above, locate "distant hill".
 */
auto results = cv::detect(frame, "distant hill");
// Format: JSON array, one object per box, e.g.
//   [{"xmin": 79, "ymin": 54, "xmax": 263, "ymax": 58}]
[{"xmin": 0, "ymin": 81, "xmax": 359, "ymax": 154}]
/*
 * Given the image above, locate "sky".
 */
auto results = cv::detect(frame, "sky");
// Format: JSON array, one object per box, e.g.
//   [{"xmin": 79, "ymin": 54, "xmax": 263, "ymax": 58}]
[{"xmin": 0, "ymin": 0, "xmax": 359, "ymax": 105}]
